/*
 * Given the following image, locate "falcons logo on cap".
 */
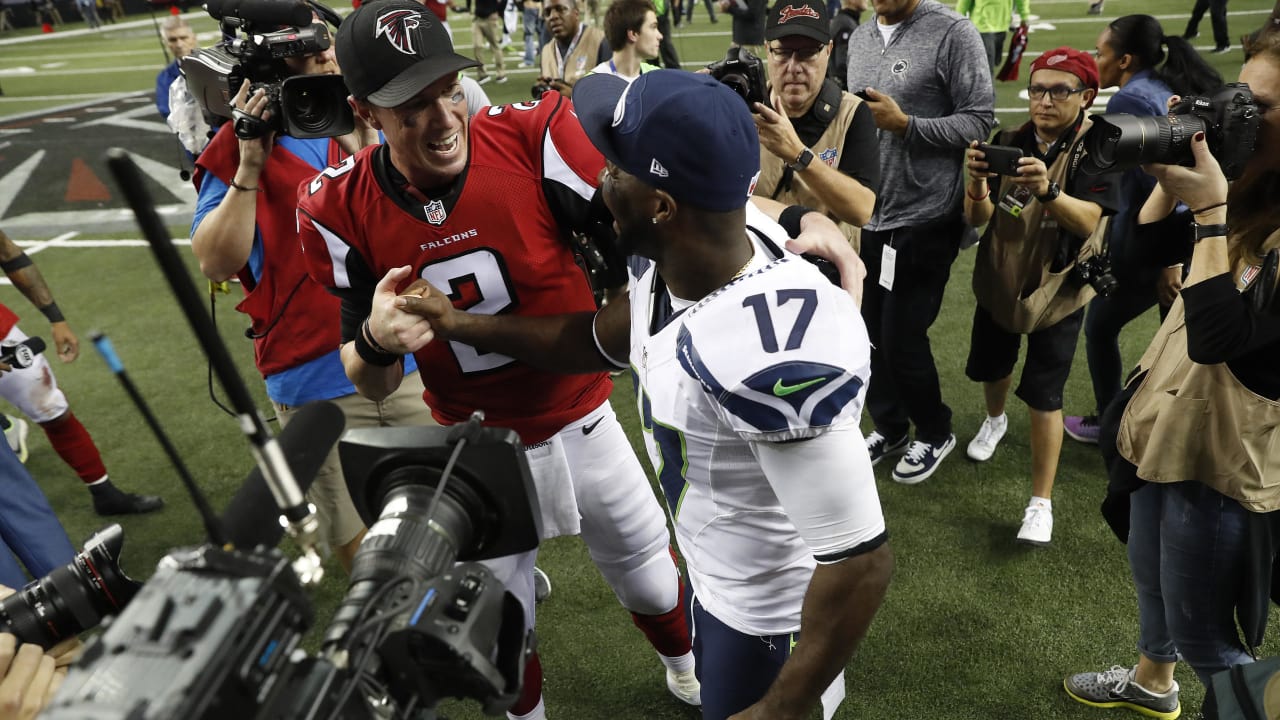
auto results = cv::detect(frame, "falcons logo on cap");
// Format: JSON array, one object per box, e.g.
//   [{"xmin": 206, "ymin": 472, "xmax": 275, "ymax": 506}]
[
  {"xmin": 375, "ymin": 9, "xmax": 423, "ymax": 56},
  {"xmin": 778, "ymin": 4, "xmax": 819, "ymax": 22}
]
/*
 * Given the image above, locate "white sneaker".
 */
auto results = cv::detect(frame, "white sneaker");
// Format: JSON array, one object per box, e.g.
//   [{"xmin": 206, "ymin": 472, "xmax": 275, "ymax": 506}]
[
  {"xmin": 3, "ymin": 414, "xmax": 29, "ymax": 464},
  {"xmin": 666, "ymin": 666, "xmax": 701, "ymax": 706},
  {"xmin": 533, "ymin": 566, "xmax": 551, "ymax": 604},
  {"xmin": 1017, "ymin": 502, "xmax": 1053, "ymax": 546},
  {"xmin": 966, "ymin": 413, "xmax": 1007, "ymax": 462}
]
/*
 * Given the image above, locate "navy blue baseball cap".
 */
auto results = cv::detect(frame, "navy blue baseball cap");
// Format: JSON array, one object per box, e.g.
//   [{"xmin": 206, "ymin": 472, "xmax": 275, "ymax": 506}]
[{"xmin": 573, "ymin": 70, "xmax": 760, "ymax": 213}]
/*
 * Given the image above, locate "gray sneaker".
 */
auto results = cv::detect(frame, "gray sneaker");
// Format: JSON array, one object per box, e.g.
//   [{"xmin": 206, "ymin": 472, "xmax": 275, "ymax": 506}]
[{"xmin": 1064, "ymin": 665, "xmax": 1181, "ymax": 720}]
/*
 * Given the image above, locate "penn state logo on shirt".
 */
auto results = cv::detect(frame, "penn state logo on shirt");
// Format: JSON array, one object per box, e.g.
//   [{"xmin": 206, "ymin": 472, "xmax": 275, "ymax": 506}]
[
  {"xmin": 424, "ymin": 199, "xmax": 447, "ymax": 225},
  {"xmin": 375, "ymin": 8, "xmax": 423, "ymax": 56},
  {"xmin": 891, "ymin": 59, "xmax": 908, "ymax": 75}
]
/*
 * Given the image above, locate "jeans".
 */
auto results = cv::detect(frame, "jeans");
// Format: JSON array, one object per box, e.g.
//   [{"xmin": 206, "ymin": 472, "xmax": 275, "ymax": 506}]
[
  {"xmin": 522, "ymin": 6, "xmax": 542, "ymax": 64},
  {"xmin": 1186, "ymin": 0, "xmax": 1230, "ymax": 48},
  {"xmin": 0, "ymin": 441, "xmax": 76, "ymax": 589},
  {"xmin": 860, "ymin": 218, "xmax": 963, "ymax": 443},
  {"xmin": 1129, "ymin": 481, "xmax": 1254, "ymax": 718},
  {"xmin": 980, "ymin": 31, "xmax": 1006, "ymax": 70}
]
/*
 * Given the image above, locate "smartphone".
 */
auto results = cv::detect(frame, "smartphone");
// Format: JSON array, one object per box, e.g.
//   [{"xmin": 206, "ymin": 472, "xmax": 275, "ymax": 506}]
[
  {"xmin": 854, "ymin": 89, "xmax": 871, "ymax": 101},
  {"xmin": 977, "ymin": 143, "xmax": 1024, "ymax": 176}
]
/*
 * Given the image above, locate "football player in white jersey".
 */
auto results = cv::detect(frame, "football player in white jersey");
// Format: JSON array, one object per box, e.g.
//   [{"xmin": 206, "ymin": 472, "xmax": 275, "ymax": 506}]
[{"xmin": 387, "ymin": 69, "xmax": 891, "ymax": 720}]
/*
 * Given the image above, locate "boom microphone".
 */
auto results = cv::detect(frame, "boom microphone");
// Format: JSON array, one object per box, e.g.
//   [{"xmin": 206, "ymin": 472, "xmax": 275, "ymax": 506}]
[
  {"xmin": 0, "ymin": 337, "xmax": 45, "ymax": 369},
  {"xmin": 219, "ymin": 400, "xmax": 346, "ymax": 551},
  {"xmin": 205, "ymin": 0, "xmax": 313, "ymax": 28}
]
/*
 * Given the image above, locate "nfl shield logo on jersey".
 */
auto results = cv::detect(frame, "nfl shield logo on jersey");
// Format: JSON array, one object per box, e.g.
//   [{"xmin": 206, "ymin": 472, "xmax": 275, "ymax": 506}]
[{"xmin": 424, "ymin": 199, "xmax": 447, "ymax": 225}]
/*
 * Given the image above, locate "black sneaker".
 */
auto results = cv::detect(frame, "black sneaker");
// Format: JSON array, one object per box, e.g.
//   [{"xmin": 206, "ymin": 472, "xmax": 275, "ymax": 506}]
[
  {"xmin": 92, "ymin": 483, "xmax": 164, "ymax": 516},
  {"xmin": 1064, "ymin": 665, "xmax": 1180, "ymax": 720},
  {"xmin": 866, "ymin": 431, "xmax": 909, "ymax": 467},
  {"xmin": 891, "ymin": 434, "xmax": 957, "ymax": 485}
]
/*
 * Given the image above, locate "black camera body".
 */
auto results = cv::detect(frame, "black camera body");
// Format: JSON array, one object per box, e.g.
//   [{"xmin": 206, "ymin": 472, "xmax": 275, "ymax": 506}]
[
  {"xmin": 42, "ymin": 424, "xmax": 541, "ymax": 720},
  {"xmin": 1082, "ymin": 83, "xmax": 1259, "ymax": 180},
  {"xmin": 707, "ymin": 46, "xmax": 769, "ymax": 109},
  {"xmin": 182, "ymin": 3, "xmax": 354, "ymax": 140},
  {"xmin": 1071, "ymin": 254, "xmax": 1118, "ymax": 298}
]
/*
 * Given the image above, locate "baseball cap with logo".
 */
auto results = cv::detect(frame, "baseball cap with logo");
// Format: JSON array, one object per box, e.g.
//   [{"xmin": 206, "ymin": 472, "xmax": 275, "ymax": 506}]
[
  {"xmin": 1029, "ymin": 46, "xmax": 1100, "ymax": 105},
  {"xmin": 573, "ymin": 70, "xmax": 759, "ymax": 213},
  {"xmin": 336, "ymin": 0, "xmax": 480, "ymax": 107},
  {"xmin": 765, "ymin": 0, "xmax": 830, "ymax": 43}
]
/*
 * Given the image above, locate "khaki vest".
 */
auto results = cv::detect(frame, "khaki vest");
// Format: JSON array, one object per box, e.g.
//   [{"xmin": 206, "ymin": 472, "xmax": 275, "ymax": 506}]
[
  {"xmin": 754, "ymin": 91, "xmax": 863, "ymax": 253},
  {"xmin": 972, "ymin": 119, "xmax": 1108, "ymax": 334},
  {"xmin": 541, "ymin": 25, "xmax": 606, "ymax": 87},
  {"xmin": 1116, "ymin": 230, "xmax": 1280, "ymax": 511}
]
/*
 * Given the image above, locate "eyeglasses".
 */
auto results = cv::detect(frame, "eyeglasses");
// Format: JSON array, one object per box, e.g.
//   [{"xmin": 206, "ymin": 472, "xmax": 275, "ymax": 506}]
[
  {"xmin": 767, "ymin": 45, "xmax": 824, "ymax": 63},
  {"xmin": 1027, "ymin": 84, "xmax": 1088, "ymax": 102}
]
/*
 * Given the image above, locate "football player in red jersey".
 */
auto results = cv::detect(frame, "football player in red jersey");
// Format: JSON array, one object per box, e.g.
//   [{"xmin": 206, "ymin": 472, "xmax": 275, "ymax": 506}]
[{"xmin": 296, "ymin": 2, "xmax": 698, "ymax": 717}]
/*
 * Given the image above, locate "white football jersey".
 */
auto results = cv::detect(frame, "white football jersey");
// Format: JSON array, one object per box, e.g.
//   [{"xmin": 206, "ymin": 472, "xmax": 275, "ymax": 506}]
[{"xmin": 629, "ymin": 211, "xmax": 882, "ymax": 636}]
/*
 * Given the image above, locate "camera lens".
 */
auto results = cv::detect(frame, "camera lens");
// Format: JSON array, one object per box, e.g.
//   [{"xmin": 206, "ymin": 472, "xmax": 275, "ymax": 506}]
[
  {"xmin": 1083, "ymin": 113, "xmax": 1207, "ymax": 174},
  {"xmin": 279, "ymin": 75, "xmax": 355, "ymax": 139},
  {"xmin": 0, "ymin": 524, "xmax": 139, "ymax": 649}
]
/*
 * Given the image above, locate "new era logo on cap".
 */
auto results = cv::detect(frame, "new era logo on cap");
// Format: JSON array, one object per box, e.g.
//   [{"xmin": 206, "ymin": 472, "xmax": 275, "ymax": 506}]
[
  {"xmin": 375, "ymin": 8, "xmax": 423, "ymax": 56},
  {"xmin": 649, "ymin": 158, "xmax": 669, "ymax": 177}
]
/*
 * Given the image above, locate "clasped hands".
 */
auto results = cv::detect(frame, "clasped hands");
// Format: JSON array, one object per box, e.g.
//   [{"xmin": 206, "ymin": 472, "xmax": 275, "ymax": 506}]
[{"xmin": 364, "ymin": 266, "xmax": 456, "ymax": 355}]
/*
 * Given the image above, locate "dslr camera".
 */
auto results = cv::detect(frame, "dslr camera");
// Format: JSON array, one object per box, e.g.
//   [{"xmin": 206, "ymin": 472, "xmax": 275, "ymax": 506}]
[
  {"xmin": 1070, "ymin": 254, "xmax": 1118, "ymax": 298},
  {"xmin": 182, "ymin": 0, "xmax": 354, "ymax": 139},
  {"xmin": 707, "ymin": 46, "xmax": 768, "ymax": 109},
  {"xmin": 1082, "ymin": 83, "xmax": 1259, "ymax": 180}
]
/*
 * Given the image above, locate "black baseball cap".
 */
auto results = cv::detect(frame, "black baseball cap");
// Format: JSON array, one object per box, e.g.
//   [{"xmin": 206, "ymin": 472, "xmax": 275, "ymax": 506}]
[
  {"xmin": 336, "ymin": 0, "xmax": 480, "ymax": 107},
  {"xmin": 765, "ymin": 0, "xmax": 830, "ymax": 43}
]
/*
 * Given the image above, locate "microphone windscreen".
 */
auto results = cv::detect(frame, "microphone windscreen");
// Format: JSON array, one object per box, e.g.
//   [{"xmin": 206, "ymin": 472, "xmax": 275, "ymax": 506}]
[
  {"xmin": 219, "ymin": 399, "xmax": 346, "ymax": 550},
  {"xmin": 206, "ymin": 0, "xmax": 313, "ymax": 28}
]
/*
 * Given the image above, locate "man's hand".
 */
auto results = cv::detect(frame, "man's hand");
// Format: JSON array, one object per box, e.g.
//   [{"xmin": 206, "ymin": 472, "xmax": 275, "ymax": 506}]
[
  {"xmin": 366, "ymin": 266, "xmax": 439, "ymax": 355},
  {"xmin": 1157, "ymin": 265, "xmax": 1183, "ymax": 307},
  {"xmin": 753, "ymin": 92, "xmax": 805, "ymax": 163},
  {"xmin": 859, "ymin": 87, "xmax": 909, "ymax": 135},
  {"xmin": 231, "ymin": 80, "xmax": 275, "ymax": 171},
  {"xmin": 51, "ymin": 322, "xmax": 77, "ymax": 363},
  {"xmin": 965, "ymin": 140, "xmax": 995, "ymax": 181},
  {"xmin": 785, "ymin": 213, "xmax": 866, "ymax": 305},
  {"xmin": 1009, "ymin": 155, "xmax": 1051, "ymax": 197},
  {"xmin": 0, "ymin": 635, "xmax": 57, "ymax": 720}
]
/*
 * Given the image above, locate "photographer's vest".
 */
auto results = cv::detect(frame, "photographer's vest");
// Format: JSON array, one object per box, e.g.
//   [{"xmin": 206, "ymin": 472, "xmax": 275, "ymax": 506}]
[
  {"xmin": 972, "ymin": 119, "xmax": 1108, "ymax": 334},
  {"xmin": 541, "ymin": 25, "xmax": 605, "ymax": 87},
  {"xmin": 1117, "ymin": 229, "xmax": 1280, "ymax": 511},
  {"xmin": 755, "ymin": 84, "xmax": 863, "ymax": 252}
]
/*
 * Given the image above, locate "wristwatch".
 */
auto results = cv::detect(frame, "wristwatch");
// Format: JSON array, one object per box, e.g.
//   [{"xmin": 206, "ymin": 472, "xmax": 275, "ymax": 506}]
[
  {"xmin": 1192, "ymin": 222, "xmax": 1230, "ymax": 243},
  {"xmin": 787, "ymin": 147, "xmax": 815, "ymax": 172},
  {"xmin": 1035, "ymin": 181, "xmax": 1061, "ymax": 203}
]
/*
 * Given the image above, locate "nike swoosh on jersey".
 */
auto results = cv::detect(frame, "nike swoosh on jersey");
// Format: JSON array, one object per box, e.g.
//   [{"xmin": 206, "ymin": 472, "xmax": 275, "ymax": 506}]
[
  {"xmin": 773, "ymin": 377, "xmax": 827, "ymax": 397},
  {"xmin": 582, "ymin": 418, "xmax": 604, "ymax": 435}
]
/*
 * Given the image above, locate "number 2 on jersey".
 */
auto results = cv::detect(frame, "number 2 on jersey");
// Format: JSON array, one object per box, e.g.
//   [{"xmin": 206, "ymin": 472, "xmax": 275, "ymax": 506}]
[
  {"xmin": 420, "ymin": 249, "xmax": 517, "ymax": 373},
  {"xmin": 741, "ymin": 289, "xmax": 817, "ymax": 353}
]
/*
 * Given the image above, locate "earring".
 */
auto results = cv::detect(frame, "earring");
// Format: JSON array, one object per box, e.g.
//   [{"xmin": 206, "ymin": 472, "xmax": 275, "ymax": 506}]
[{"xmin": 651, "ymin": 217, "xmax": 658, "ymax": 224}]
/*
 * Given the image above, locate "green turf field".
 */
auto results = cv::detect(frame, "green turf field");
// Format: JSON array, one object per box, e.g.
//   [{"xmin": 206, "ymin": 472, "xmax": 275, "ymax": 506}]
[{"xmin": 1, "ymin": 2, "xmax": 1277, "ymax": 718}]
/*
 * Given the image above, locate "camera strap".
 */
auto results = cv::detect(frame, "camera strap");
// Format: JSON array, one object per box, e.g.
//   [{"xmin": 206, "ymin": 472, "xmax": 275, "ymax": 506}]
[{"xmin": 553, "ymin": 25, "xmax": 587, "ymax": 78}]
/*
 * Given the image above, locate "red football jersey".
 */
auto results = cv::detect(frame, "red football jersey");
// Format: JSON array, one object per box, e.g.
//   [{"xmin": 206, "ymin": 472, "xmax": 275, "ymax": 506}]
[{"xmin": 298, "ymin": 95, "xmax": 611, "ymax": 443}]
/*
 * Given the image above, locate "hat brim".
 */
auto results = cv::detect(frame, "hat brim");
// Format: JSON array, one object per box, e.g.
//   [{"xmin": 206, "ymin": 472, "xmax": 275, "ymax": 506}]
[
  {"xmin": 764, "ymin": 24, "xmax": 829, "ymax": 43},
  {"xmin": 366, "ymin": 53, "xmax": 482, "ymax": 107},
  {"xmin": 571, "ymin": 73, "xmax": 632, "ymax": 172}
]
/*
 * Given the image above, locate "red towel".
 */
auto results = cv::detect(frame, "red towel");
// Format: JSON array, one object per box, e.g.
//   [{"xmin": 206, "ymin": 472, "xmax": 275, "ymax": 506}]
[{"xmin": 997, "ymin": 25, "xmax": 1029, "ymax": 82}]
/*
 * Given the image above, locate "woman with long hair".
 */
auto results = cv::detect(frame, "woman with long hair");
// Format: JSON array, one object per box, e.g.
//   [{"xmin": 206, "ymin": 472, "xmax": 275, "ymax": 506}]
[
  {"xmin": 1063, "ymin": 14, "xmax": 1223, "ymax": 445},
  {"xmin": 1063, "ymin": 27, "xmax": 1280, "ymax": 720}
]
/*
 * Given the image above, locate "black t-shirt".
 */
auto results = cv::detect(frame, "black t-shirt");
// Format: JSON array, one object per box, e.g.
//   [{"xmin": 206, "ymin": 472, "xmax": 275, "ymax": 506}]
[
  {"xmin": 789, "ymin": 98, "xmax": 881, "ymax": 194},
  {"xmin": 1183, "ymin": 272, "xmax": 1280, "ymax": 400},
  {"xmin": 989, "ymin": 120, "xmax": 1124, "ymax": 221}
]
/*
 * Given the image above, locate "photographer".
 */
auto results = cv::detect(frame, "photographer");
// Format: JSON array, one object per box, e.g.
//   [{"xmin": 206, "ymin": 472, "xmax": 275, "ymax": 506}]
[
  {"xmin": 962, "ymin": 48, "xmax": 1121, "ymax": 546},
  {"xmin": 190, "ymin": 36, "xmax": 434, "ymax": 574},
  {"xmin": 752, "ymin": 0, "xmax": 878, "ymax": 249},
  {"xmin": 1064, "ymin": 14, "xmax": 1223, "ymax": 445},
  {"xmin": 537, "ymin": 0, "xmax": 609, "ymax": 97},
  {"xmin": 1063, "ymin": 29, "xmax": 1280, "ymax": 720}
]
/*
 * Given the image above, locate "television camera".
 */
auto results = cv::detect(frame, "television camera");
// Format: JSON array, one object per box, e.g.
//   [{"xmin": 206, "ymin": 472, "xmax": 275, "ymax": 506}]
[{"xmin": 181, "ymin": 0, "xmax": 354, "ymax": 139}]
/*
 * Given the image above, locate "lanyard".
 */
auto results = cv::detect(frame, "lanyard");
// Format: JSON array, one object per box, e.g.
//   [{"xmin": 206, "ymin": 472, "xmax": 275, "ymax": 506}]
[{"xmin": 553, "ymin": 24, "xmax": 586, "ymax": 78}]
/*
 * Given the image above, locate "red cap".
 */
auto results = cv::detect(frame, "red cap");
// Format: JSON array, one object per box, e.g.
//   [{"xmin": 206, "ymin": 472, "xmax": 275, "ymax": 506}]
[{"xmin": 1030, "ymin": 47, "xmax": 1100, "ymax": 105}]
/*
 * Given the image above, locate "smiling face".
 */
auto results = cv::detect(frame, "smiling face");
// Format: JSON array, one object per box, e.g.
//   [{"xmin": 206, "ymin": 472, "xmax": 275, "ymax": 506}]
[
  {"xmin": 357, "ymin": 72, "xmax": 469, "ymax": 189},
  {"xmin": 766, "ymin": 36, "xmax": 830, "ymax": 116},
  {"xmin": 1027, "ymin": 68, "xmax": 1094, "ymax": 139},
  {"xmin": 600, "ymin": 160, "xmax": 663, "ymax": 259},
  {"xmin": 633, "ymin": 10, "xmax": 662, "ymax": 60}
]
